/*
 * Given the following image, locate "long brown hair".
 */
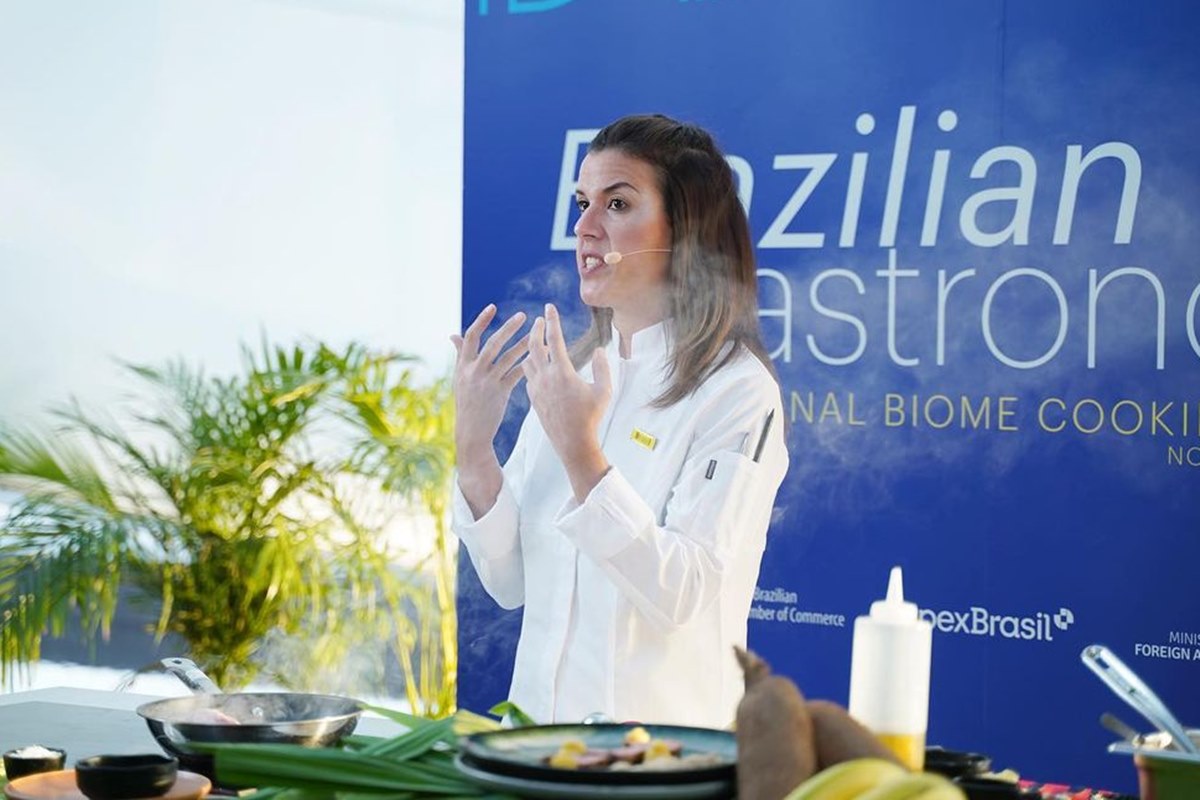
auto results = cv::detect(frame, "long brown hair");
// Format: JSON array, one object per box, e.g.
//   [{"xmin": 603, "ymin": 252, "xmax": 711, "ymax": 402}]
[{"xmin": 570, "ymin": 114, "xmax": 775, "ymax": 407}]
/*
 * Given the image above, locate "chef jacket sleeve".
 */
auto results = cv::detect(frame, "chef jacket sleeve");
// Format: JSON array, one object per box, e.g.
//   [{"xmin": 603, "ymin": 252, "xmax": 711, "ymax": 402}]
[
  {"xmin": 450, "ymin": 416, "xmax": 533, "ymax": 610},
  {"xmin": 554, "ymin": 369, "xmax": 788, "ymax": 630}
]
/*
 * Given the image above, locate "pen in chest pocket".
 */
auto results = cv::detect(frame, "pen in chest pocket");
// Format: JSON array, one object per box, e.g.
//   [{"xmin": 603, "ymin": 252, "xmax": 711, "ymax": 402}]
[
  {"xmin": 706, "ymin": 408, "xmax": 776, "ymax": 479},
  {"xmin": 752, "ymin": 409, "xmax": 775, "ymax": 463}
]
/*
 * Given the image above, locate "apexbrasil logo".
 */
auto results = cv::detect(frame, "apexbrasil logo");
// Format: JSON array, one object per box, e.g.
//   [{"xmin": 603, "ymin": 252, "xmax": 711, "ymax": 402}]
[{"xmin": 920, "ymin": 605, "xmax": 1075, "ymax": 642}]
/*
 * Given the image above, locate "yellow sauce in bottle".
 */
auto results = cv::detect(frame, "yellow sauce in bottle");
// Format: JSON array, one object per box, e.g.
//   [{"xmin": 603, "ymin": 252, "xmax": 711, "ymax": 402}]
[
  {"xmin": 876, "ymin": 731, "xmax": 926, "ymax": 771},
  {"xmin": 848, "ymin": 568, "xmax": 933, "ymax": 776}
]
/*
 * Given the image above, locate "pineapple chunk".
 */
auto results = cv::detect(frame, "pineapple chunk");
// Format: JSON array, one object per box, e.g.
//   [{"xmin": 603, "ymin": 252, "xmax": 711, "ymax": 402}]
[
  {"xmin": 623, "ymin": 726, "xmax": 651, "ymax": 745},
  {"xmin": 558, "ymin": 738, "xmax": 587, "ymax": 756},
  {"xmin": 644, "ymin": 739, "xmax": 676, "ymax": 762}
]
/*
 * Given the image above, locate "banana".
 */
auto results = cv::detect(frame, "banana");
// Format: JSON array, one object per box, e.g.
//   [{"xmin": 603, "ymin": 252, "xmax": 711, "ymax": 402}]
[
  {"xmin": 781, "ymin": 757, "xmax": 908, "ymax": 800},
  {"xmin": 854, "ymin": 771, "xmax": 967, "ymax": 800}
]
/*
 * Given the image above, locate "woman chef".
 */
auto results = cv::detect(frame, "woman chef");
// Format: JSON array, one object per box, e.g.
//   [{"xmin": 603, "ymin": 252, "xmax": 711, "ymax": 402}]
[{"xmin": 450, "ymin": 114, "xmax": 788, "ymax": 728}]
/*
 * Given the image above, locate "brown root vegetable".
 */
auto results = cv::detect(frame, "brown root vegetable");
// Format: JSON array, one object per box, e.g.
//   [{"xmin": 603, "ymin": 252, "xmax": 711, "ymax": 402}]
[
  {"xmin": 733, "ymin": 646, "xmax": 818, "ymax": 800},
  {"xmin": 806, "ymin": 699, "xmax": 902, "ymax": 770}
]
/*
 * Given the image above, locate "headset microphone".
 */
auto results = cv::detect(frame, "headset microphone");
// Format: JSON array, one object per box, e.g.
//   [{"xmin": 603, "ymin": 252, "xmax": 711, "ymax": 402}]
[{"xmin": 602, "ymin": 248, "xmax": 672, "ymax": 265}]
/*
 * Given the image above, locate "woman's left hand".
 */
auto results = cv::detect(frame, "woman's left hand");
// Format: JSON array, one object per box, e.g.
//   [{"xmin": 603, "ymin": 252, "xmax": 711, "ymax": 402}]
[{"xmin": 523, "ymin": 303, "xmax": 613, "ymax": 501}]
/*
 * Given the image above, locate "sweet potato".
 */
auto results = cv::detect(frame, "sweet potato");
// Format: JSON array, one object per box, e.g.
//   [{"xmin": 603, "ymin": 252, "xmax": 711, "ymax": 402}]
[
  {"xmin": 733, "ymin": 646, "xmax": 818, "ymax": 800},
  {"xmin": 806, "ymin": 699, "xmax": 902, "ymax": 770}
]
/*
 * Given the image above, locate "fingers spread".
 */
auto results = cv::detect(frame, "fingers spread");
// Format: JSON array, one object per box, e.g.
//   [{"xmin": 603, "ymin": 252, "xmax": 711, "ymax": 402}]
[
  {"xmin": 527, "ymin": 316, "xmax": 548, "ymax": 366},
  {"xmin": 461, "ymin": 303, "xmax": 497, "ymax": 352},
  {"xmin": 479, "ymin": 310, "xmax": 528, "ymax": 364},
  {"xmin": 544, "ymin": 304, "xmax": 572, "ymax": 366},
  {"xmin": 496, "ymin": 334, "xmax": 531, "ymax": 375}
]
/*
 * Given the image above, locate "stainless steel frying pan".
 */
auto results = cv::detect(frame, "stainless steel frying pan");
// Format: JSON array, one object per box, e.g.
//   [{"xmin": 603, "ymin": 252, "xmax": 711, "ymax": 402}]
[{"xmin": 135, "ymin": 658, "xmax": 362, "ymax": 772}]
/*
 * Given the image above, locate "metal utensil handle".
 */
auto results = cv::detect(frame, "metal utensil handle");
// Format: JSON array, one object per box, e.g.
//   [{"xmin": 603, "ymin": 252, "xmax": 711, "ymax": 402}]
[
  {"xmin": 1100, "ymin": 712, "xmax": 1140, "ymax": 744},
  {"xmin": 160, "ymin": 657, "xmax": 222, "ymax": 694},
  {"xmin": 1081, "ymin": 644, "xmax": 1198, "ymax": 754}
]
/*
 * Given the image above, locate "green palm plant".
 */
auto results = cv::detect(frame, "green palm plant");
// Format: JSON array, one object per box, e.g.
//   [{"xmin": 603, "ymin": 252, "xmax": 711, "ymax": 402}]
[{"xmin": 0, "ymin": 340, "xmax": 456, "ymax": 715}]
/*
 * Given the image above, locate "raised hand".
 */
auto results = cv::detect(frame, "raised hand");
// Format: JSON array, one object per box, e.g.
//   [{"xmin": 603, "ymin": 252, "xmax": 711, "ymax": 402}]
[
  {"xmin": 451, "ymin": 304, "xmax": 529, "ymax": 516},
  {"xmin": 522, "ymin": 303, "xmax": 612, "ymax": 501}
]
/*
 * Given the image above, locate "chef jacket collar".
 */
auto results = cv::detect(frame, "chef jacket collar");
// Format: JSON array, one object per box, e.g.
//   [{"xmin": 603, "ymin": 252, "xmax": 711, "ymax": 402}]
[{"xmin": 607, "ymin": 319, "xmax": 672, "ymax": 363}]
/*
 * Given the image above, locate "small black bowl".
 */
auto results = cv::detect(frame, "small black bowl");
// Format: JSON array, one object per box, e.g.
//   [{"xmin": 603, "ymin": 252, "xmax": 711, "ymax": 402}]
[
  {"xmin": 74, "ymin": 755, "xmax": 178, "ymax": 800},
  {"xmin": 3, "ymin": 746, "xmax": 67, "ymax": 780},
  {"xmin": 953, "ymin": 776, "xmax": 1040, "ymax": 800},
  {"xmin": 924, "ymin": 746, "xmax": 992, "ymax": 779}
]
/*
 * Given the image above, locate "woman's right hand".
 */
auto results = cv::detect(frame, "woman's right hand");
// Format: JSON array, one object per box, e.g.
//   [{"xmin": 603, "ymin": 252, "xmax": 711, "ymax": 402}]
[{"xmin": 451, "ymin": 303, "xmax": 529, "ymax": 472}]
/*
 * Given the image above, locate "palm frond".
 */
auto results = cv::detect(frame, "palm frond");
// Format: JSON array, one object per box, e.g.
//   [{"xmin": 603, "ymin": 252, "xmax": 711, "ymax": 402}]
[
  {"xmin": 0, "ymin": 339, "xmax": 457, "ymax": 712},
  {"xmin": 0, "ymin": 425, "xmax": 118, "ymax": 511},
  {"xmin": 0, "ymin": 496, "xmax": 152, "ymax": 683}
]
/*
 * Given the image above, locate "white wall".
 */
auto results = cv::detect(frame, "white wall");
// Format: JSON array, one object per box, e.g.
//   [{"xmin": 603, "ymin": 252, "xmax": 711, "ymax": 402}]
[{"xmin": 0, "ymin": 0, "xmax": 463, "ymax": 425}]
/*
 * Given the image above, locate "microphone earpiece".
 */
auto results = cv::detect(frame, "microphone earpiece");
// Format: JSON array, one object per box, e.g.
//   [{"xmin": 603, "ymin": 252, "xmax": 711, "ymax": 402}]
[{"xmin": 602, "ymin": 248, "xmax": 671, "ymax": 265}]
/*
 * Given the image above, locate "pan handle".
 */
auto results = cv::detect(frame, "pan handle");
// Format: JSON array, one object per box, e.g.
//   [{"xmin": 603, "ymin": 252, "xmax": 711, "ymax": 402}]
[{"xmin": 160, "ymin": 657, "xmax": 222, "ymax": 694}]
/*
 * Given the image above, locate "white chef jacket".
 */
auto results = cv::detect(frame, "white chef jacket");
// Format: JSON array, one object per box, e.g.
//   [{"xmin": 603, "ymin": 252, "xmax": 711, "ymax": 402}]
[{"xmin": 452, "ymin": 321, "xmax": 788, "ymax": 728}]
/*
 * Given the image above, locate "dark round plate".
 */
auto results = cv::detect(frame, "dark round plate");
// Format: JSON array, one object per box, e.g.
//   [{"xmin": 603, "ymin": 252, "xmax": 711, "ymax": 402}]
[{"xmin": 458, "ymin": 723, "xmax": 737, "ymax": 787}]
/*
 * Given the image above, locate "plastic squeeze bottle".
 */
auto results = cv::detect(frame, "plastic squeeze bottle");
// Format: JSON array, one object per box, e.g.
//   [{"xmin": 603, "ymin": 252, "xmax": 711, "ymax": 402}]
[{"xmin": 847, "ymin": 566, "xmax": 933, "ymax": 771}]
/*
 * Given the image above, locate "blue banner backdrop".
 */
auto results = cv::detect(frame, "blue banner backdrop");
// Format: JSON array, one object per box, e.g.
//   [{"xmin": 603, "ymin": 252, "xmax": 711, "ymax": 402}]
[{"xmin": 458, "ymin": 1, "xmax": 1200, "ymax": 792}]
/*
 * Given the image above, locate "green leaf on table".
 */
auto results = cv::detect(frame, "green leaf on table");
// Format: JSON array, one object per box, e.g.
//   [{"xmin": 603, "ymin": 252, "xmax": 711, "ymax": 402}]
[
  {"xmin": 486, "ymin": 701, "xmax": 537, "ymax": 728},
  {"xmin": 210, "ymin": 743, "xmax": 477, "ymax": 795},
  {"xmin": 451, "ymin": 708, "xmax": 503, "ymax": 736}
]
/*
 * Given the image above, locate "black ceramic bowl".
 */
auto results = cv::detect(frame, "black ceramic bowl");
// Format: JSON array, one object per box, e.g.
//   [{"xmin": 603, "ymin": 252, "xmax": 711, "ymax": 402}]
[
  {"xmin": 3, "ymin": 746, "xmax": 67, "ymax": 780},
  {"xmin": 74, "ymin": 755, "xmax": 178, "ymax": 800},
  {"xmin": 924, "ymin": 746, "xmax": 992, "ymax": 779}
]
